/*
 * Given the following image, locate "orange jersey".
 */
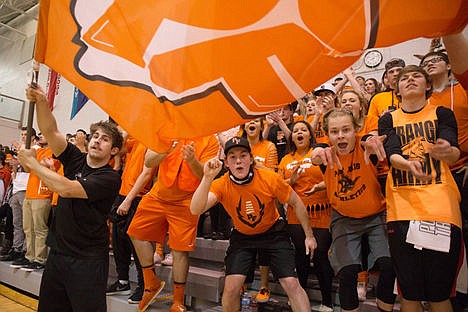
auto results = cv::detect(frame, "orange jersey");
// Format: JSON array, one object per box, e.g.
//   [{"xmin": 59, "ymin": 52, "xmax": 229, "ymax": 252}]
[
  {"xmin": 211, "ymin": 168, "xmax": 290, "ymax": 235},
  {"xmin": 367, "ymin": 90, "xmax": 401, "ymax": 119},
  {"xmin": 323, "ymin": 140, "xmax": 385, "ymax": 218},
  {"xmin": 278, "ymin": 149, "xmax": 330, "ymax": 228},
  {"xmin": 312, "ymin": 115, "xmax": 329, "ymax": 144},
  {"xmin": 360, "ymin": 115, "xmax": 388, "ymax": 176},
  {"xmin": 358, "ymin": 115, "xmax": 378, "ymax": 136},
  {"xmin": 149, "ymin": 135, "xmax": 219, "ymax": 202},
  {"xmin": 385, "ymin": 106, "xmax": 462, "ymax": 228},
  {"xmin": 25, "ymin": 147, "xmax": 60, "ymax": 199},
  {"xmin": 251, "ymin": 139, "xmax": 278, "ymax": 170},
  {"xmin": 428, "ymin": 75, "xmax": 468, "ymax": 171},
  {"xmin": 294, "ymin": 115, "xmax": 304, "ymax": 122},
  {"xmin": 119, "ymin": 142, "xmax": 153, "ymax": 196},
  {"xmin": 0, "ymin": 165, "xmax": 11, "ymax": 194}
]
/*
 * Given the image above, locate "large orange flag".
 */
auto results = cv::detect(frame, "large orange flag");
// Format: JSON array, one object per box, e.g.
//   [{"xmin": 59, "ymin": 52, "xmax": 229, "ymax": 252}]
[{"xmin": 34, "ymin": 0, "xmax": 467, "ymax": 152}]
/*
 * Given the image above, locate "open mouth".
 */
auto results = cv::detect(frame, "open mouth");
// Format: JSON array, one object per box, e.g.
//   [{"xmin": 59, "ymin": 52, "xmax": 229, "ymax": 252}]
[
  {"xmin": 297, "ymin": 135, "xmax": 304, "ymax": 142},
  {"xmin": 337, "ymin": 143, "xmax": 348, "ymax": 149},
  {"xmin": 248, "ymin": 125, "xmax": 256, "ymax": 131}
]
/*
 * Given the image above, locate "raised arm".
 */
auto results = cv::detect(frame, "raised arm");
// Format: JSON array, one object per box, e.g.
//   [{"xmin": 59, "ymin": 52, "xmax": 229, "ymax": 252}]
[
  {"xmin": 443, "ymin": 30, "xmax": 468, "ymax": 77},
  {"xmin": 25, "ymin": 85, "xmax": 67, "ymax": 157},
  {"xmin": 181, "ymin": 141, "xmax": 204, "ymax": 179},
  {"xmin": 144, "ymin": 141, "xmax": 178, "ymax": 168},
  {"xmin": 190, "ymin": 158, "xmax": 222, "ymax": 216}
]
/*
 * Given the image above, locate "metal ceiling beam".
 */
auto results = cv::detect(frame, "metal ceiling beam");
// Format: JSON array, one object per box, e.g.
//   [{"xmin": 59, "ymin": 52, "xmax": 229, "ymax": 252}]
[
  {"xmin": 5, "ymin": 3, "xmax": 37, "ymax": 20},
  {"xmin": 0, "ymin": 21, "xmax": 27, "ymax": 36},
  {"xmin": 0, "ymin": 33, "xmax": 14, "ymax": 41}
]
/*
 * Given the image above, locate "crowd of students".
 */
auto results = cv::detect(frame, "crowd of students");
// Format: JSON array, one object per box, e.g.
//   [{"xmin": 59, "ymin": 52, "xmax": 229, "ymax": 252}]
[{"xmin": 0, "ymin": 33, "xmax": 466, "ymax": 312}]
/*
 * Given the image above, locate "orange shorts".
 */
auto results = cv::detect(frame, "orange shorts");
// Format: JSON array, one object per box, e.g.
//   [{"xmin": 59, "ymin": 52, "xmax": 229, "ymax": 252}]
[{"xmin": 127, "ymin": 193, "xmax": 199, "ymax": 251}]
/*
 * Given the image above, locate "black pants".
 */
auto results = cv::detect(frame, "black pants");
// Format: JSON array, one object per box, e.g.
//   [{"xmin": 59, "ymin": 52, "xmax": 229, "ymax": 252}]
[
  {"xmin": 288, "ymin": 224, "xmax": 334, "ymax": 307},
  {"xmin": 0, "ymin": 203, "xmax": 13, "ymax": 241},
  {"xmin": 38, "ymin": 250, "xmax": 108, "ymax": 312},
  {"xmin": 111, "ymin": 195, "xmax": 143, "ymax": 286}
]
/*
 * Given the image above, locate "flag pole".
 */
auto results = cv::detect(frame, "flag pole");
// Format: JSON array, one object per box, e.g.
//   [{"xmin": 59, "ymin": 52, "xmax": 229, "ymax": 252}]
[{"xmin": 25, "ymin": 60, "xmax": 40, "ymax": 149}]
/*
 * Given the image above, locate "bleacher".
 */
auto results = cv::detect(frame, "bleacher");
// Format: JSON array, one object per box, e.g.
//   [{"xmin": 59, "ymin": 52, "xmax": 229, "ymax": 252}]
[{"xmin": 0, "ymin": 234, "xmax": 398, "ymax": 311}]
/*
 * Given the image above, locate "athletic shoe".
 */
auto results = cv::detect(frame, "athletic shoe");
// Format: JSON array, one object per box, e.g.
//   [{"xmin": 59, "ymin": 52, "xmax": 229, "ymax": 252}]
[
  {"xmin": 161, "ymin": 253, "xmax": 173, "ymax": 266},
  {"xmin": 256, "ymin": 287, "xmax": 271, "ymax": 303},
  {"xmin": 211, "ymin": 232, "xmax": 227, "ymax": 240},
  {"xmin": 128, "ymin": 286, "xmax": 143, "ymax": 304},
  {"xmin": 106, "ymin": 280, "xmax": 131, "ymax": 296},
  {"xmin": 0, "ymin": 250, "xmax": 23, "ymax": 262},
  {"xmin": 169, "ymin": 303, "xmax": 187, "ymax": 312},
  {"xmin": 153, "ymin": 252, "xmax": 163, "ymax": 265},
  {"xmin": 357, "ymin": 281, "xmax": 367, "ymax": 301},
  {"xmin": 312, "ymin": 304, "xmax": 334, "ymax": 312},
  {"xmin": 0, "ymin": 239, "xmax": 12, "ymax": 255},
  {"xmin": 21, "ymin": 261, "xmax": 45, "ymax": 272},
  {"xmin": 10, "ymin": 256, "xmax": 30, "ymax": 268},
  {"xmin": 138, "ymin": 280, "xmax": 165, "ymax": 312}
]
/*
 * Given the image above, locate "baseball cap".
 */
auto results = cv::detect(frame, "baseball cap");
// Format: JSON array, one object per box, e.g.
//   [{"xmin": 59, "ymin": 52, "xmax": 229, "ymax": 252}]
[
  {"xmin": 313, "ymin": 83, "xmax": 336, "ymax": 96},
  {"xmin": 224, "ymin": 136, "xmax": 251, "ymax": 156},
  {"xmin": 385, "ymin": 58, "xmax": 405, "ymax": 71}
]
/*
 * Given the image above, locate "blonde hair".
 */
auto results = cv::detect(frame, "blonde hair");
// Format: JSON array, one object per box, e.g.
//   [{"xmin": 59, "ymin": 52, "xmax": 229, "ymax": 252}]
[{"xmin": 322, "ymin": 108, "xmax": 360, "ymax": 134}]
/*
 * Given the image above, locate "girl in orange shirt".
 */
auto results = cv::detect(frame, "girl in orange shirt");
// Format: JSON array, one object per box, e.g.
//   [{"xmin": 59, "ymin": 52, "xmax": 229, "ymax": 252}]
[{"xmin": 279, "ymin": 120, "xmax": 333, "ymax": 311}]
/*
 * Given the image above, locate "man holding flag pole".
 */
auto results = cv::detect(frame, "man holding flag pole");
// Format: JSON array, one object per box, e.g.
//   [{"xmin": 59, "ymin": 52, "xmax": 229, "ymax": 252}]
[{"xmin": 20, "ymin": 84, "xmax": 123, "ymax": 311}]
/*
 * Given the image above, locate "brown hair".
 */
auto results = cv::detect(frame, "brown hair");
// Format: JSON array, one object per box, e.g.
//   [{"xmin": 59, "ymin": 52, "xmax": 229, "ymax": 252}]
[
  {"xmin": 339, "ymin": 89, "xmax": 366, "ymax": 122},
  {"xmin": 395, "ymin": 65, "xmax": 433, "ymax": 101},
  {"xmin": 89, "ymin": 121, "xmax": 124, "ymax": 150}
]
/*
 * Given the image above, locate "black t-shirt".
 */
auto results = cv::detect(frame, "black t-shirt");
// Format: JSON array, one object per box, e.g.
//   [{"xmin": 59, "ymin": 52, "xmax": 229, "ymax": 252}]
[
  {"xmin": 48, "ymin": 143, "xmax": 121, "ymax": 258},
  {"xmin": 267, "ymin": 123, "xmax": 293, "ymax": 162}
]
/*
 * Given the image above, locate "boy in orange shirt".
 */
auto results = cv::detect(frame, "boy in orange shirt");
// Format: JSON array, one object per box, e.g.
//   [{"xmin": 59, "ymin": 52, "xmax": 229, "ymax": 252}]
[{"xmin": 191, "ymin": 136, "xmax": 316, "ymax": 312}]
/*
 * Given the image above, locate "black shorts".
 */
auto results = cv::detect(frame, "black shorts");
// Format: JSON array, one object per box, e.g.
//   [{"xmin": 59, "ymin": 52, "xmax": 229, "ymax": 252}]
[
  {"xmin": 38, "ymin": 250, "xmax": 108, "ymax": 312},
  {"xmin": 387, "ymin": 221, "xmax": 462, "ymax": 302},
  {"xmin": 225, "ymin": 219, "xmax": 297, "ymax": 280}
]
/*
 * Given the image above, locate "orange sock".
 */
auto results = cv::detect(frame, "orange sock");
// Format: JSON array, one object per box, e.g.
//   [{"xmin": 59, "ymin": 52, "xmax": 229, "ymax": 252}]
[
  {"xmin": 142, "ymin": 266, "xmax": 161, "ymax": 290},
  {"xmin": 357, "ymin": 271, "xmax": 368, "ymax": 283},
  {"xmin": 173, "ymin": 282, "xmax": 186, "ymax": 304},
  {"xmin": 155, "ymin": 243, "xmax": 164, "ymax": 258}
]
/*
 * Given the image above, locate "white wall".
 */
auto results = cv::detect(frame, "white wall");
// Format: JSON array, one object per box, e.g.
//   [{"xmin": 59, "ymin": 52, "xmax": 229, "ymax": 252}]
[{"xmin": 0, "ymin": 7, "xmax": 107, "ymax": 146}]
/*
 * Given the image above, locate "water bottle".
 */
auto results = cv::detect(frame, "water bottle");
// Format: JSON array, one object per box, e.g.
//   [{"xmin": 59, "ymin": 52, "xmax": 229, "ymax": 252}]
[
  {"xmin": 249, "ymin": 293, "xmax": 258, "ymax": 312},
  {"xmin": 241, "ymin": 291, "xmax": 250, "ymax": 311}
]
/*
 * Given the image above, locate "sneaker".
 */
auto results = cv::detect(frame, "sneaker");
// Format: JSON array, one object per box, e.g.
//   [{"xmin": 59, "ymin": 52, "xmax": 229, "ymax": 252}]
[
  {"xmin": 170, "ymin": 303, "xmax": 187, "ymax": 312},
  {"xmin": 106, "ymin": 280, "xmax": 131, "ymax": 296},
  {"xmin": 10, "ymin": 256, "xmax": 30, "ymax": 268},
  {"xmin": 138, "ymin": 280, "xmax": 165, "ymax": 312},
  {"xmin": 0, "ymin": 250, "xmax": 23, "ymax": 262},
  {"xmin": 357, "ymin": 281, "xmax": 367, "ymax": 301},
  {"xmin": 256, "ymin": 287, "xmax": 271, "ymax": 303},
  {"xmin": 0, "ymin": 239, "xmax": 12, "ymax": 255},
  {"xmin": 211, "ymin": 232, "xmax": 226, "ymax": 240},
  {"xmin": 21, "ymin": 261, "xmax": 45, "ymax": 272},
  {"xmin": 161, "ymin": 253, "xmax": 173, "ymax": 266},
  {"xmin": 312, "ymin": 304, "xmax": 334, "ymax": 312},
  {"xmin": 153, "ymin": 252, "xmax": 163, "ymax": 265},
  {"xmin": 128, "ymin": 286, "xmax": 143, "ymax": 304},
  {"xmin": 203, "ymin": 232, "xmax": 213, "ymax": 239}
]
